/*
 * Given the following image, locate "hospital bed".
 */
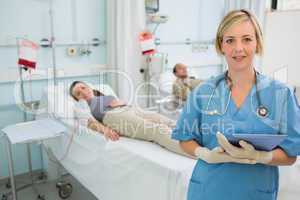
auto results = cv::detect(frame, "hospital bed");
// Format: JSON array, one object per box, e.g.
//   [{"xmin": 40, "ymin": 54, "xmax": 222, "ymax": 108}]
[
  {"xmin": 37, "ymin": 83, "xmax": 196, "ymax": 200},
  {"xmin": 37, "ymin": 83, "xmax": 300, "ymax": 200}
]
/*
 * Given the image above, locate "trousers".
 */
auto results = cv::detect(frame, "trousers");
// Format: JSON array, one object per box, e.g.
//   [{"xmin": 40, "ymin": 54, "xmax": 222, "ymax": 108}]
[{"xmin": 103, "ymin": 106, "xmax": 190, "ymax": 157}]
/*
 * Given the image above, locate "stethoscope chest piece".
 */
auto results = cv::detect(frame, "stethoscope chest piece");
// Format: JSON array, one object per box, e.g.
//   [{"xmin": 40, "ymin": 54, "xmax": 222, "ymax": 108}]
[
  {"xmin": 257, "ymin": 106, "xmax": 269, "ymax": 118},
  {"xmin": 207, "ymin": 109, "xmax": 218, "ymax": 115}
]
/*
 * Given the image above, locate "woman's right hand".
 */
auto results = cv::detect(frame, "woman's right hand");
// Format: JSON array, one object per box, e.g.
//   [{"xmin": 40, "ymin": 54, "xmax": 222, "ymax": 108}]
[
  {"xmin": 216, "ymin": 132, "xmax": 273, "ymax": 164},
  {"xmin": 194, "ymin": 146, "xmax": 256, "ymax": 164},
  {"xmin": 103, "ymin": 127, "xmax": 120, "ymax": 141}
]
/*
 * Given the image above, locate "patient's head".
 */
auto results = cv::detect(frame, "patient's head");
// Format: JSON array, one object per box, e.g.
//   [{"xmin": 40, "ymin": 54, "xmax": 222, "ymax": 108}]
[
  {"xmin": 70, "ymin": 81, "xmax": 103, "ymax": 101},
  {"xmin": 173, "ymin": 63, "xmax": 188, "ymax": 79}
]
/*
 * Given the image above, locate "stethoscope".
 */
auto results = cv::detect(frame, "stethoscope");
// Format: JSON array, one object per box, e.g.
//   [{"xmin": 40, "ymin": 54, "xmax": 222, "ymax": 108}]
[{"xmin": 205, "ymin": 70, "xmax": 269, "ymax": 118}]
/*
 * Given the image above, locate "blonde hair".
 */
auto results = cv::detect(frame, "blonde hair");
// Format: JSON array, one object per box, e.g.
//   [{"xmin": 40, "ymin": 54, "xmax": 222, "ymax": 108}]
[{"xmin": 215, "ymin": 9, "xmax": 263, "ymax": 56}]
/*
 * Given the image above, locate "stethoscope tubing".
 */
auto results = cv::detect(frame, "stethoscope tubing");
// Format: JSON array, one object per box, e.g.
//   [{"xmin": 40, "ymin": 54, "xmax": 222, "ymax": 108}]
[{"xmin": 205, "ymin": 70, "xmax": 269, "ymax": 118}]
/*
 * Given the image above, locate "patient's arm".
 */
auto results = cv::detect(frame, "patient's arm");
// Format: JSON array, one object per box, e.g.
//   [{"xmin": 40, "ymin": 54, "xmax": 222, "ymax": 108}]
[{"xmin": 87, "ymin": 118, "xmax": 120, "ymax": 141}]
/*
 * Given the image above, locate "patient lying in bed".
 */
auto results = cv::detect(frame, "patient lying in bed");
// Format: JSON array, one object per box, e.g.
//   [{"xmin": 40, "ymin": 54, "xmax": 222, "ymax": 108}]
[{"xmin": 69, "ymin": 81, "xmax": 193, "ymax": 158}]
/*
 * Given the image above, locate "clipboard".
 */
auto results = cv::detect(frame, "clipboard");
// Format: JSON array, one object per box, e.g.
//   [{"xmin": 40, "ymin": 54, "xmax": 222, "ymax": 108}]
[{"xmin": 226, "ymin": 134, "xmax": 287, "ymax": 151}]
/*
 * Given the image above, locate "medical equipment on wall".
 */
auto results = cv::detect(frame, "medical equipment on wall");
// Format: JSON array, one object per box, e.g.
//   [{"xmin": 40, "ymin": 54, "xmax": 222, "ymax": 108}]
[
  {"xmin": 146, "ymin": 14, "xmax": 169, "ymax": 34},
  {"xmin": 139, "ymin": 31, "xmax": 156, "ymax": 55},
  {"xmin": 148, "ymin": 53, "xmax": 168, "ymax": 78},
  {"xmin": 65, "ymin": 38, "xmax": 101, "ymax": 57},
  {"xmin": 141, "ymin": 7, "xmax": 169, "ymax": 107},
  {"xmin": 145, "ymin": 0, "xmax": 159, "ymax": 14},
  {"xmin": 139, "ymin": 53, "xmax": 168, "ymax": 107},
  {"xmin": 147, "ymin": 14, "xmax": 169, "ymax": 24},
  {"xmin": 18, "ymin": 39, "xmax": 38, "ymax": 70},
  {"xmin": 78, "ymin": 43, "xmax": 92, "ymax": 56},
  {"xmin": 204, "ymin": 70, "xmax": 269, "ymax": 118},
  {"xmin": 67, "ymin": 47, "xmax": 77, "ymax": 56},
  {"xmin": 139, "ymin": 31, "xmax": 155, "ymax": 107},
  {"xmin": 17, "ymin": 38, "xmax": 39, "ymax": 121}
]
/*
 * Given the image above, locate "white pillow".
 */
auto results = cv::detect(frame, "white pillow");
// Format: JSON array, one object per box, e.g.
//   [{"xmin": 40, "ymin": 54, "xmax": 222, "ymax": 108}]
[
  {"xmin": 46, "ymin": 84, "xmax": 75, "ymax": 121},
  {"xmin": 45, "ymin": 82, "xmax": 117, "ymax": 124}
]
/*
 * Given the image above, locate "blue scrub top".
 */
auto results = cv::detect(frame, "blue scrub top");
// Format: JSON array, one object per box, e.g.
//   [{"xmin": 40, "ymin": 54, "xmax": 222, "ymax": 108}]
[{"xmin": 172, "ymin": 73, "xmax": 300, "ymax": 200}]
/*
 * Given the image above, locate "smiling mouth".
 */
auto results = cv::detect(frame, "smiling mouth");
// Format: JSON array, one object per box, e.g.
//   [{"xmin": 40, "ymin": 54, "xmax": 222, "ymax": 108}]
[{"xmin": 232, "ymin": 56, "xmax": 246, "ymax": 62}]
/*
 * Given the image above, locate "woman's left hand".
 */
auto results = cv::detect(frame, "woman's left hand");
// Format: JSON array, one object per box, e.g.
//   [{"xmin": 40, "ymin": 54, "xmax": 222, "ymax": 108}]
[
  {"xmin": 104, "ymin": 128, "xmax": 120, "ymax": 141},
  {"xmin": 216, "ymin": 132, "xmax": 273, "ymax": 164}
]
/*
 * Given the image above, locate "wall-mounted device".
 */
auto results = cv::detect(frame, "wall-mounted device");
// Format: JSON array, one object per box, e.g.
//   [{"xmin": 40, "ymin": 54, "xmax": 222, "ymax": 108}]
[
  {"xmin": 40, "ymin": 38, "xmax": 51, "ymax": 48},
  {"xmin": 145, "ymin": 0, "xmax": 159, "ymax": 14},
  {"xmin": 147, "ymin": 14, "xmax": 169, "ymax": 24},
  {"xmin": 67, "ymin": 47, "xmax": 77, "ymax": 56}
]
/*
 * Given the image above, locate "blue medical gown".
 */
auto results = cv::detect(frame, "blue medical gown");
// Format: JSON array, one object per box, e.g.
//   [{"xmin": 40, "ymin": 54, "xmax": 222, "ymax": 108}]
[{"xmin": 172, "ymin": 74, "xmax": 300, "ymax": 200}]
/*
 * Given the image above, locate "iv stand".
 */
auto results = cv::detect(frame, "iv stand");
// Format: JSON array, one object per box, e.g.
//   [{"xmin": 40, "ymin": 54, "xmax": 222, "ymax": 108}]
[
  {"xmin": 5, "ymin": 38, "xmax": 47, "ymax": 200},
  {"xmin": 49, "ymin": 0, "xmax": 57, "ymax": 85},
  {"xmin": 145, "ymin": 55, "xmax": 151, "ymax": 107}
]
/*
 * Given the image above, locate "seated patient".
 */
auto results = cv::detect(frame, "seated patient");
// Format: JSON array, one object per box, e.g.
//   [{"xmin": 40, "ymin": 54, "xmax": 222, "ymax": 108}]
[
  {"xmin": 70, "ymin": 81, "xmax": 192, "ymax": 158},
  {"xmin": 172, "ymin": 63, "xmax": 202, "ymax": 102}
]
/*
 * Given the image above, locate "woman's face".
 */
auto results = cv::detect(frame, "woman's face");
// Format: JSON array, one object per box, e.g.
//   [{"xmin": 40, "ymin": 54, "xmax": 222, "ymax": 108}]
[
  {"xmin": 72, "ymin": 83, "xmax": 94, "ymax": 101},
  {"xmin": 221, "ymin": 20, "xmax": 257, "ymax": 72}
]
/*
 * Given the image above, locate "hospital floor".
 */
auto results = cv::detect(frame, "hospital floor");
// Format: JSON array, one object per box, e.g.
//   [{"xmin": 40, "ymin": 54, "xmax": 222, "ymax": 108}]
[
  {"xmin": 0, "ymin": 175, "xmax": 97, "ymax": 200},
  {"xmin": 0, "ymin": 175, "xmax": 299, "ymax": 200}
]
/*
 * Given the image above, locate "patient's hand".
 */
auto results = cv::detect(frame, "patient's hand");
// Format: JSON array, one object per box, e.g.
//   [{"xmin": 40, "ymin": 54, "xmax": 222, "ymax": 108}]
[
  {"xmin": 103, "ymin": 127, "xmax": 120, "ymax": 141},
  {"xmin": 109, "ymin": 99, "xmax": 126, "ymax": 108}
]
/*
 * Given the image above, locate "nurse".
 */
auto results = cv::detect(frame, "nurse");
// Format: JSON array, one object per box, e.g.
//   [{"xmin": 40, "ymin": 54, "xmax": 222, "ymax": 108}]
[{"xmin": 172, "ymin": 9, "xmax": 300, "ymax": 200}]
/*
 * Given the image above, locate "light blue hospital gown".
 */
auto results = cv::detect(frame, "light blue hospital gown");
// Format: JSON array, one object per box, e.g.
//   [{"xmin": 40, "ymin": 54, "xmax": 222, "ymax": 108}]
[{"xmin": 172, "ymin": 73, "xmax": 300, "ymax": 200}]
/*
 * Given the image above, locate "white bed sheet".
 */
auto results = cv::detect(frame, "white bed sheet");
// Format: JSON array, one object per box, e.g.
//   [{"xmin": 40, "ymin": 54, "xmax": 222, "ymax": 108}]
[{"xmin": 45, "ymin": 131, "xmax": 195, "ymax": 200}]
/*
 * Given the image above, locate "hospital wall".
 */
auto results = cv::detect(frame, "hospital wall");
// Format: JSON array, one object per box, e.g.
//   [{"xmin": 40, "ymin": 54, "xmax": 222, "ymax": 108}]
[
  {"xmin": 152, "ymin": 0, "xmax": 225, "ymax": 79},
  {"xmin": 0, "ymin": 0, "xmax": 107, "ymax": 179}
]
